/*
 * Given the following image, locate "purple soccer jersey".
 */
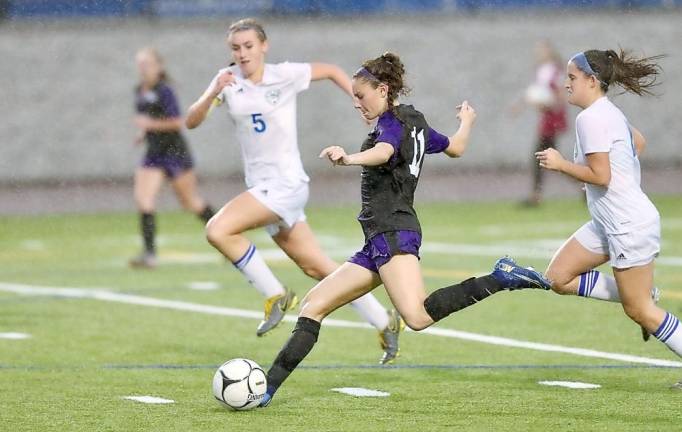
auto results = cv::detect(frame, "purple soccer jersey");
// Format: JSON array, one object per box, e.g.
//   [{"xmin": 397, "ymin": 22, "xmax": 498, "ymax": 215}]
[
  {"xmin": 135, "ymin": 81, "xmax": 193, "ymax": 177},
  {"xmin": 374, "ymin": 110, "xmax": 450, "ymax": 165}
]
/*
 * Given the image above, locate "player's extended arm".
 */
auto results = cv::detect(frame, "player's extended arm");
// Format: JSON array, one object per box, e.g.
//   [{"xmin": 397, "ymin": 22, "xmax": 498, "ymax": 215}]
[
  {"xmin": 537, "ymin": 149, "xmax": 611, "ymax": 187},
  {"xmin": 444, "ymin": 101, "xmax": 476, "ymax": 158},
  {"xmin": 630, "ymin": 125, "xmax": 646, "ymax": 156},
  {"xmin": 319, "ymin": 143, "xmax": 395, "ymax": 167},
  {"xmin": 310, "ymin": 63, "xmax": 353, "ymax": 98}
]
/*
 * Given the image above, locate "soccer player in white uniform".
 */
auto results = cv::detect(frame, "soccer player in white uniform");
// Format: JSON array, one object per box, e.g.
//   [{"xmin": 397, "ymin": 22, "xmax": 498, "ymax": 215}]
[
  {"xmin": 536, "ymin": 49, "xmax": 682, "ymax": 387},
  {"xmin": 185, "ymin": 18, "xmax": 402, "ymax": 364}
]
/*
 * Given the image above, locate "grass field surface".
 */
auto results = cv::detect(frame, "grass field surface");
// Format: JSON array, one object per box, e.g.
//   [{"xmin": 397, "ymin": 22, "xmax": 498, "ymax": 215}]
[{"xmin": 1, "ymin": 197, "xmax": 681, "ymax": 431}]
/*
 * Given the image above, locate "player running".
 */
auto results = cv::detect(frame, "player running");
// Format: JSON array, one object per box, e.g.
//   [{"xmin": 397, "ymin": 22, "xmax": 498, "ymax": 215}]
[
  {"xmin": 185, "ymin": 19, "xmax": 402, "ymax": 363},
  {"xmin": 535, "ymin": 49, "xmax": 681, "ymax": 388},
  {"xmin": 259, "ymin": 52, "xmax": 551, "ymax": 407},
  {"xmin": 130, "ymin": 47, "xmax": 215, "ymax": 268}
]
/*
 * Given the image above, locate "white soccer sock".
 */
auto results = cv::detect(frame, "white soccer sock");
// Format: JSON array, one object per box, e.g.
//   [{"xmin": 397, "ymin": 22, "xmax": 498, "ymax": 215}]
[
  {"xmin": 349, "ymin": 293, "xmax": 389, "ymax": 330},
  {"xmin": 653, "ymin": 312, "xmax": 682, "ymax": 357},
  {"xmin": 232, "ymin": 243, "xmax": 285, "ymax": 298},
  {"xmin": 577, "ymin": 270, "xmax": 620, "ymax": 302}
]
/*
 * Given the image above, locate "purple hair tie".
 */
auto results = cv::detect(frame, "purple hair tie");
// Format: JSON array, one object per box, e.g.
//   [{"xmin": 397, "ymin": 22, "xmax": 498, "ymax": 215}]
[{"xmin": 354, "ymin": 67, "xmax": 380, "ymax": 82}]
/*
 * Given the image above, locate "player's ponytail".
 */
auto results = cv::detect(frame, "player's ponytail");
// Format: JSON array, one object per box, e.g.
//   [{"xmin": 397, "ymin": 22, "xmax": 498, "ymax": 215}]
[
  {"xmin": 584, "ymin": 48, "xmax": 663, "ymax": 96},
  {"xmin": 354, "ymin": 51, "xmax": 410, "ymax": 111}
]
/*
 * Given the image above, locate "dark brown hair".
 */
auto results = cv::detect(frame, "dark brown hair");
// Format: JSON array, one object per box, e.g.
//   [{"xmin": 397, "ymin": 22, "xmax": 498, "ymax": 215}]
[
  {"xmin": 353, "ymin": 52, "xmax": 410, "ymax": 110},
  {"xmin": 584, "ymin": 48, "xmax": 663, "ymax": 96},
  {"xmin": 227, "ymin": 18, "xmax": 267, "ymax": 42}
]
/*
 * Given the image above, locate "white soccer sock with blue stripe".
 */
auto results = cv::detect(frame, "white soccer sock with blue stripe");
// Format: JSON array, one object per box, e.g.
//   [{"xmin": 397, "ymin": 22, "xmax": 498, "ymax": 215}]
[
  {"xmin": 350, "ymin": 294, "xmax": 389, "ymax": 331},
  {"xmin": 233, "ymin": 243, "xmax": 285, "ymax": 298},
  {"xmin": 653, "ymin": 312, "xmax": 682, "ymax": 356},
  {"xmin": 577, "ymin": 270, "xmax": 620, "ymax": 302}
]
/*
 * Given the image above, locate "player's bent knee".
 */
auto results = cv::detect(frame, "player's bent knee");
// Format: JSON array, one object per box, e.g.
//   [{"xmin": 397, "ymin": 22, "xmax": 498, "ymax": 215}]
[
  {"xmin": 298, "ymin": 297, "xmax": 328, "ymax": 322},
  {"xmin": 401, "ymin": 312, "xmax": 431, "ymax": 331},
  {"xmin": 545, "ymin": 268, "xmax": 573, "ymax": 295}
]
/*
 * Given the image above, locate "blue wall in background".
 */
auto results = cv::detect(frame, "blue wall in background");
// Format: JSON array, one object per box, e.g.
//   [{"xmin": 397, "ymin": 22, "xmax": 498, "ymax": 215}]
[{"xmin": 5, "ymin": 0, "xmax": 681, "ymax": 18}]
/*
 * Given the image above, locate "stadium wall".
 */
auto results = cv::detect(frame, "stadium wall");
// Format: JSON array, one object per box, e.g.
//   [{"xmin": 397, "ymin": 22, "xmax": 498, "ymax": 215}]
[{"xmin": 1, "ymin": 11, "xmax": 681, "ymax": 183}]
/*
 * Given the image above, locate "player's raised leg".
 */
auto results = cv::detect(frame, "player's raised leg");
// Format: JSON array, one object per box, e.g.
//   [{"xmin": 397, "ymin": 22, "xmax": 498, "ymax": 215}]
[
  {"xmin": 130, "ymin": 167, "xmax": 165, "ymax": 268},
  {"xmin": 262, "ymin": 262, "xmax": 381, "ymax": 406},
  {"xmin": 273, "ymin": 221, "xmax": 400, "ymax": 363},
  {"xmin": 171, "ymin": 169, "xmax": 215, "ymax": 223},
  {"xmin": 206, "ymin": 191, "xmax": 296, "ymax": 335}
]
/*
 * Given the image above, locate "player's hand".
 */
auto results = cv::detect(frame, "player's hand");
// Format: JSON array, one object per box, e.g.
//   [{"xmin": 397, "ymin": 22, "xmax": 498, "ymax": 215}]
[
  {"xmin": 457, "ymin": 101, "xmax": 476, "ymax": 125},
  {"xmin": 536, "ymin": 148, "xmax": 566, "ymax": 171},
  {"xmin": 319, "ymin": 146, "xmax": 351, "ymax": 166},
  {"xmin": 133, "ymin": 115, "xmax": 153, "ymax": 132},
  {"xmin": 210, "ymin": 70, "xmax": 236, "ymax": 96}
]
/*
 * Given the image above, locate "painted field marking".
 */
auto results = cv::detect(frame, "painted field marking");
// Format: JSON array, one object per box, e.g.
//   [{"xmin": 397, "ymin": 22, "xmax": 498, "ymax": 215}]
[
  {"xmin": 123, "ymin": 396, "xmax": 175, "ymax": 404},
  {"xmin": 1, "ymin": 282, "xmax": 681, "ymax": 368},
  {"xmin": 331, "ymin": 387, "xmax": 390, "ymax": 397},
  {"xmin": 0, "ymin": 332, "xmax": 31, "ymax": 340},
  {"xmin": 538, "ymin": 381, "xmax": 601, "ymax": 389},
  {"xmin": 187, "ymin": 281, "xmax": 220, "ymax": 291}
]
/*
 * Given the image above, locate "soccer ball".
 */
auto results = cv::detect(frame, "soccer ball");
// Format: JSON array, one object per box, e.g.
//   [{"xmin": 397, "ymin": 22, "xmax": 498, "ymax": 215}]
[
  {"xmin": 212, "ymin": 358, "xmax": 267, "ymax": 410},
  {"xmin": 525, "ymin": 84, "xmax": 555, "ymax": 107}
]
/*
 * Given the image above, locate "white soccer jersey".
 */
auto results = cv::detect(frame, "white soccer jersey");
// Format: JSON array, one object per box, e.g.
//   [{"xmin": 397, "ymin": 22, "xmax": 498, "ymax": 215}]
[
  {"xmin": 214, "ymin": 62, "xmax": 312, "ymax": 188},
  {"xmin": 573, "ymin": 96, "xmax": 659, "ymax": 234}
]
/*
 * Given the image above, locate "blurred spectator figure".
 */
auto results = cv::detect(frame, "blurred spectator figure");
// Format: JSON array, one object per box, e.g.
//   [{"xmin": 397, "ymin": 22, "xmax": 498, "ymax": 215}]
[{"xmin": 512, "ymin": 40, "xmax": 568, "ymax": 207}]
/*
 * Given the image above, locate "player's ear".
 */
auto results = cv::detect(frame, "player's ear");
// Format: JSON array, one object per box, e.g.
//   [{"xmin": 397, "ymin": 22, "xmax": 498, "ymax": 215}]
[{"xmin": 261, "ymin": 40, "xmax": 269, "ymax": 55}]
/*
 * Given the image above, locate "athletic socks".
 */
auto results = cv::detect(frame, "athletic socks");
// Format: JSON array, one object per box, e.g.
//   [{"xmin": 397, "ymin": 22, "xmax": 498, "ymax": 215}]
[
  {"xmin": 266, "ymin": 317, "xmax": 321, "ymax": 396},
  {"xmin": 233, "ymin": 243, "xmax": 285, "ymax": 298},
  {"xmin": 577, "ymin": 270, "xmax": 620, "ymax": 302},
  {"xmin": 423, "ymin": 275, "xmax": 504, "ymax": 322},
  {"xmin": 140, "ymin": 212, "xmax": 156, "ymax": 255},
  {"xmin": 349, "ymin": 294, "xmax": 389, "ymax": 330},
  {"xmin": 198, "ymin": 205, "xmax": 215, "ymax": 223},
  {"xmin": 653, "ymin": 312, "xmax": 682, "ymax": 357}
]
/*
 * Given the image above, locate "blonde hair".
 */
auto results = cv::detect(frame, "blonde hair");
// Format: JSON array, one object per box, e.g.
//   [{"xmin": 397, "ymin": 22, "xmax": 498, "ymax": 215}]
[{"xmin": 227, "ymin": 18, "xmax": 267, "ymax": 42}]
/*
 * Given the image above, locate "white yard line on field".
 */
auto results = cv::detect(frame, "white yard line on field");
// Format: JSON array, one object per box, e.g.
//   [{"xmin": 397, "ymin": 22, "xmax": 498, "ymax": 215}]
[{"xmin": 1, "ymin": 282, "xmax": 681, "ymax": 368}]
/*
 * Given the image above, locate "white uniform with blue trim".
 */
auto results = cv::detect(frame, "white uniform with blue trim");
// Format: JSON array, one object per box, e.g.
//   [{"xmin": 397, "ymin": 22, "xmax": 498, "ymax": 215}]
[
  {"xmin": 213, "ymin": 62, "xmax": 312, "ymax": 234},
  {"xmin": 572, "ymin": 97, "xmax": 660, "ymax": 268}
]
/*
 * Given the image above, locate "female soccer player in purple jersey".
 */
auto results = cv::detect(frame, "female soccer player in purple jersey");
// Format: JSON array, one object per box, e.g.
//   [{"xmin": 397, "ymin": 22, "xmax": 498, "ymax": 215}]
[
  {"xmin": 536, "ymin": 49, "xmax": 682, "ymax": 388},
  {"xmin": 185, "ymin": 19, "xmax": 401, "ymax": 363},
  {"xmin": 130, "ymin": 48, "xmax": 215, "ymax": 268},
  {"xmin": 258, "ymin": 52, "xmax": 551, "ymax": 407}
]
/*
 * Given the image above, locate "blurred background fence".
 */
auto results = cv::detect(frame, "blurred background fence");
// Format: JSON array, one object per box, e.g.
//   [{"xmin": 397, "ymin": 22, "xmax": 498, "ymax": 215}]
[{"xmin": 1, "ymin": 1, "xmax": 681, "ymax": 186}]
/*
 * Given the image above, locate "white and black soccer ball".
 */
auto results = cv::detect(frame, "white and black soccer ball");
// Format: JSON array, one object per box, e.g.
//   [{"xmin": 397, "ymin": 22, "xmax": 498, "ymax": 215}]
[{"xmin": 212, "ymin": 358, "xmax": 267, "ymax": 410}]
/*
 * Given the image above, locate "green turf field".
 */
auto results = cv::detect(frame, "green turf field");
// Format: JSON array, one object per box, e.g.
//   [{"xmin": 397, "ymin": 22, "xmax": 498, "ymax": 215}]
[{"xmin": 1, "ymin": 198, "xmax": 681, "ymax": 431}]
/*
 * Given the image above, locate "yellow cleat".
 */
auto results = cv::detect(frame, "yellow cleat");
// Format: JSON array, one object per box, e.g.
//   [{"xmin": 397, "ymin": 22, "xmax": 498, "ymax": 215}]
[{"xmin": 256, "ymin": 288, "xmax": 298, "ymax": 337}]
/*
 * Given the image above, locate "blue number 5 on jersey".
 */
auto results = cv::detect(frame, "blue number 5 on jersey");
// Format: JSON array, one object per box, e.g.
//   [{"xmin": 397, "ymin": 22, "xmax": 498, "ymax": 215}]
[{"xmin": 251, "ymin": 113, "xmax": 267, "ymax": 133}]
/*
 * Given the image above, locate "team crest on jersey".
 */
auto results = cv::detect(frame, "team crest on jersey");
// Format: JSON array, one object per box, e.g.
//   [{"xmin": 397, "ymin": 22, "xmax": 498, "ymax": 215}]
[{"xmin": 265, "ymin": 89, "xmax": 281, "ymax": 105}]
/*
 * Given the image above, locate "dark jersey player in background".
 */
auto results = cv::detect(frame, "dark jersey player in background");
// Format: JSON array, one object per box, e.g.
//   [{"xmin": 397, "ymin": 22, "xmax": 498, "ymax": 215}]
[
  {"xmin": 258, "ymin": 52, "xmax": 552, "ymax": 407},
  {"xmin": 130, "ymin": 48, "xmax": 215, "ymax": 268}
]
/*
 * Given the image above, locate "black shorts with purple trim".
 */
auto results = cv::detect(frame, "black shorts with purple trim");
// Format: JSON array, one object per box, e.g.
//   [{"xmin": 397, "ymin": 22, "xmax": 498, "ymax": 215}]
[
  {"xmin": 348, "ymin": 230, "xmax": 421, "ymax": 273},
  {"xmin": 141, "ymin": 151, "xmax": 194, "ymax": 179}
]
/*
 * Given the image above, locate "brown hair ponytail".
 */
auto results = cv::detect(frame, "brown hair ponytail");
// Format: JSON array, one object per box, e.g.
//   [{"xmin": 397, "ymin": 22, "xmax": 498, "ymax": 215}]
[
  {"xmin": 353, "ymin": 51, "xmax": 411, "ymax": 111},
  {"xmin": 585, "ymin": 48, "xmax": 663, "ymax": 96}
]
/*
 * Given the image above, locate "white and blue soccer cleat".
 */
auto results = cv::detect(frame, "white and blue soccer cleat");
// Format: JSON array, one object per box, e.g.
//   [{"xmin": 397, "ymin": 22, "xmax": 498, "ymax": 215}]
[{"xmin": 492, "ymin": 256, "xmax": 552, "ymax": 290}]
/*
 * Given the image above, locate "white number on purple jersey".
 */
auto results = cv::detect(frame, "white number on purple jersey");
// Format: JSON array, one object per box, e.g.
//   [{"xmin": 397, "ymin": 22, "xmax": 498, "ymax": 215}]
[{"xmin": 409, "ymin": 127, "xmax": 426, "ymax": 177}]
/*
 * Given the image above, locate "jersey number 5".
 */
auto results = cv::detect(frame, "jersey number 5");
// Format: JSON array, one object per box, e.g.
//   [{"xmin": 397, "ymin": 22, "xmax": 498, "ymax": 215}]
[
  {"xmin": 409, "ymin": 127, "xmax": 426, "ymax": 177},
  {"xmin": 251, "ymin": 113, "xmax": 267, "ymax": 133}
]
